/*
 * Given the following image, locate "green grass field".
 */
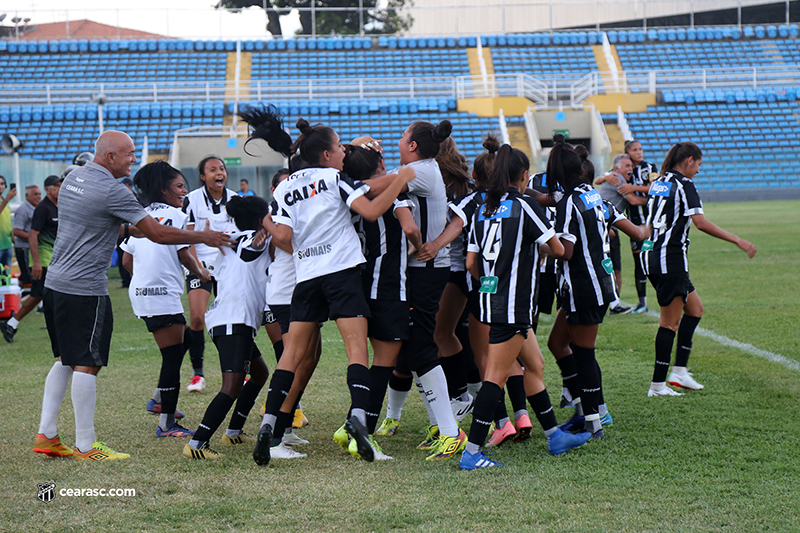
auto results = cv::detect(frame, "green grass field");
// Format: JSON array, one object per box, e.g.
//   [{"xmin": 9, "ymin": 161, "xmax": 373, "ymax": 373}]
[{"xmin": 1, "ymin": 200, "xmax": 799, "ymax": 533}]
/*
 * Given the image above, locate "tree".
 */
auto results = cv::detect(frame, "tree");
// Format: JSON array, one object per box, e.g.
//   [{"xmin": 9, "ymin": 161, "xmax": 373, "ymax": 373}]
[{"xmin": 215, "ymin": 0, "xmax": 413, "ymax": 37}]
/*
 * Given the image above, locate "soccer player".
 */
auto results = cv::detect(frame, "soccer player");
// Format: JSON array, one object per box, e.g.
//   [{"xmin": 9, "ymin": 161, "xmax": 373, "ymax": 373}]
[
  {"xmin": 120, "ymin": 161, "xmax": 211, "ymax": 438},
  {"xmin": 33, "ymin": 130, "xmax": 233, "ymax": 461},
  {"xmin": 459, "ymin": 145, "xmax": 590, "ymax": 470},
  {"xmin": 642, "ymin": 142, "xmax": 756, "ymax": 396}
]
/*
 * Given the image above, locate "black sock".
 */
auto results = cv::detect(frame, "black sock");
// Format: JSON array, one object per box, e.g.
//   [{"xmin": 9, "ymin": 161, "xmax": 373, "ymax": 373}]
[
  {"xmin": 188, "ymin": 328, "xmax": 205, "ymax": 376},
  {"xmin": 440, "ymin": 351, "xmax": 468, "ymax": 400},
  {"xmin": 227, "ymin": 379, "xmax": 264, "ymax": 432},
  {"xmin": 532, "ymin": 320, "xmax": 538, "ymax": 334},
  {"xmin": 493, "ymin": 388, "xmax": 508, "ymax": 425},
  {"xmin": 527, "ymin": 390, "xmax": 557, "ymax": 432},
  {"xmin": 389, "ymin": 372, "xmax": 413, "ymax": 392},
  {"xmin": 675, "ymin": 315, "xmax": 701, "ymax": 368},
  {"xmin": 293, "ymin": 389, "xmax": 304, "ymax": 414},
  {"xmin": 506, "ymin": 375, "xmax": 527, "ymax": 415},
  {"xmin": 556, "ymin": 354, "xmax": 581, "ymax": 401},
  {"xmin": 595, "ymin": 359, "xmax": 604, "ymax": 406},
  {"xmin": 654, "ymin": 327, "xmax": 676, "ymax": 382},
  {"xmin": 366, "ymin": 365, "xmax": 394, "ymax": 434},
  {"xmin": 192, "ymin": 392, "xmax": 235, "ymax": 443},
  {"xmin": 182, "ymin": 328, "xmax": 192, "ymax": 354},
  {"xmin": 571, "ymin": 343, "xmax": 600, "ymax": 417},
  {"xmin": 347, "ymin": 363, "xmax": 371, "ymax": 413},
  {"xmin": 157, "ymin": 343, "xmax": 184, "ymax": 415},
  {"xmin": 270, "ymin": 410, "xmax": 293, "ymax": 446},
  {"xmin": 265, "ymin": 369, "xmax": 295, "ymax": 419},
  {"xmin": 468, "ymin": 381, "xmax": 503, "ymax": 446},
  {"xmin": 634, "ymin": 253, "xmax": 647, "ymax": 302},
  {"xmin": 273, "ymin": 340, "xmax": 284, "ymax": 362}
]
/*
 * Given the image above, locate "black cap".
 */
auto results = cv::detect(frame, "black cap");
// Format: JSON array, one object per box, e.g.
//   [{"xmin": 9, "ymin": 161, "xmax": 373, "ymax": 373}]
[{"xmin": 44, "ymin": 175, "xmax": 63, "ymax": 188}]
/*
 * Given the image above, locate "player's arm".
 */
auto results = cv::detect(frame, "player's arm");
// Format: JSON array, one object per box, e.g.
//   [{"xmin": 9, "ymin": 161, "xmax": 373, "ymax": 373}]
[
  {"xmin": 261, "ymin": 213, "xmax": 293, "ymax": 253},
  {"xmin": 178, "ymin": 247, "xmax": 212, "ymax": 282},
  {"xmin": 466, "ymin": 251, "xmax": 480, "ymax": 280},
  {"xmin": 350, "ymin": 167, "xmax": 416, "ymax": 221},
  {"xmin": 619, "ymin": 188, "xmax": 648, "ymax": 205},
  {"xmin": 613, "ymin": 217, "xmax": 649, "ymax": 241},
  {"xmin": 525, "ymin": 188, "xmax": 555, "ymax": 207},
  {"xmin": 135, "ymin": 217, "xmax": 235, "ymax": 248},
  {"xmin": 539, "ymin": 234, "xmax": 566, "ymax": 259},
  {"xmin": 29, "ymin": 229, "xmax": 42, "ymax": 280},
  {"xmin": 396, "ymin": 206, "xmax": 423, "ymax": 255},
  {"xmin": 691, "ymin": 214, "xmax": 756, "ymax": 258},
  {"xmin": 122, "ymin": 251, "xmax": 133, "ymax": 276},
  {"xmin": 415, "ymin": 215, "xmax": 460, "ymax": 263},
  {"xmin": 618, "ymin": 183, "xmax": 650, "ymax": 196},
  {"xmin": 13, "ymin": 227, "xmax": 29, "ymax": 241}
]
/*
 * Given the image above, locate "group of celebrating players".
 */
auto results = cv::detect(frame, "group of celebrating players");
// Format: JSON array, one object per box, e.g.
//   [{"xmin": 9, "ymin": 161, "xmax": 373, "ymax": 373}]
[{"xmin": 34, "ymin": 106, "xmax": 757, "ymax": 469}]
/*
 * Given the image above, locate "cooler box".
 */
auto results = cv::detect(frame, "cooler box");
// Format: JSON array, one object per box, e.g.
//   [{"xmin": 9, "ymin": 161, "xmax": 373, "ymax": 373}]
[{"xmin": 0, "ymin": 285, "xmax": 21, "ymax": 319}]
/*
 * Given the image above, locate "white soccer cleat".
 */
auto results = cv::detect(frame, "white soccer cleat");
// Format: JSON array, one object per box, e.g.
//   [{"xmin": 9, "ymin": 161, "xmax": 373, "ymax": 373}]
[
  {"xmin": 668, "ymin": 371, "xmax": 704, "ymax": 390},
  {"xmin": 450, "ymin": 393, "xmax": 474, "ymax": 422},
  {"xmin": 648, "ymin": 386, "xmax": 684, "ymax": 397},
  {"xmin": 282, "ymin": 429, "xmax": 309, "ymax": 446},
  {"xmin": 269, "ymin": 442, "xmax": 307, "ymax": 459},
  {"xmin": 187, "ymin": 375, "xmax": 206, "ymax": 392}
]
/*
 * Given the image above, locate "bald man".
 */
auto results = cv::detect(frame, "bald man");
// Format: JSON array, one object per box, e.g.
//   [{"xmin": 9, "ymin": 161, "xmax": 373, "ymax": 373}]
[{"xmin": 33, "ymin": 130, "xmax": 235, "ymax": 461}]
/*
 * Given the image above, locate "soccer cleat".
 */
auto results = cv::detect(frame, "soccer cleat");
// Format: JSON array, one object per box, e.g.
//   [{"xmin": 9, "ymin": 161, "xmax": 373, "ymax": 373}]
[
  {"xmin": 282, "ymin": 429, "xmax": 309, "ymax": 447},
  {"xmin": 145, "ymin": 399, "xmax": 185, "ymax": 419},
  {"xmin": 156, "ymin": 423, "xmax": 195, "ymax": 438},
  {"xmin": 344, "ymin": 416, "xmax": 374, "ymax": 463},
  {"xmin": 333, "ymin": 422, "xmax": 351, "ymax": 450},
  {"xmin": 426, "ymin": 429, "xmax": 467, "ymax": 461},
  {"xmin": 514, "ymin": 413, "xmax": 533, "ymax": 441},
  {"xmin": 375, "ymin": 417, "xmax": 400, "ymax": 436},
  {"xmin": 450, "ymin": 394, "xmax": 474, "ymax": 422},
  {"xmin": 74, "ymin": 441, "xmax": 131, "ymax": 461},
  {"xmin": 668, "ymin": 371, "xmax": 704, "ymax": 391},
  {"xmin": 252, "ymin": 424, "xmax": 273, "ymax": 466},
  {"xmin": 270, "ymin": 442, "xmax": 307, "ymax": 459},
  {"xmin": 547, "ymin": 428, "xmax": 591, "ymax": 455},
  {"xmin": 292, "ymin": 408, "xmax": 309, "ymax": 428},
  {"xmin": 485, "ymin": 420, "xmax": 516, "ymax": 448},
  {"xmin": 608, "ymin": 305, "xmax": 631, "ymax": 315},
  {"xmin": 33, "ymin": 433, "xmax": 73, "ymax": 457},
  {"xmin": 591, "ymin": 429, "xmax": 605, "ymax": 440},
  {"xmin": 187, "ymin": 375, "xmax": 206, "ymax": 392},
  {"xmin": 1, "ymin": 320, "xmax": 16, "ymax": 343},
  {"xmin": 221, "ymin": 431, "xmax": 255, "ymax": 445},
  {"xmin": 258, "ymin": 400, "xmax": 266, "ymax": 417},
  {"xmin": 559, "ymin": 414, "xmax": 585, "ymax": 433},
  {"xmin": 416, "ymin": 425, "xmax": 440, "ymax": 449},
  {"xmin": 599, "ymin": 412, "xmax": 614, "ymax": 427},
  {"xmin": 648, "ymin": 386, "xmax": 684, "ymax": 397},
  {"xmin": 459, "ymin": 449, "xmax": 503, "ymax": 470},
  {"xmin": 631, "ymin": 304, "xmax": 650, "ymax": 314},
  {"xmin": 182, "ymin": 442, "xmax": 221, "ymax": 460},
  {"xmin": 348, "ymin": 435, "xmax": 393, "ymax": 461}
]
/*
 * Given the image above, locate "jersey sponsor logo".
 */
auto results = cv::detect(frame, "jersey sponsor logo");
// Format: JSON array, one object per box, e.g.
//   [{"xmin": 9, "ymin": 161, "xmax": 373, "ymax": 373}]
[
  {"xmin": 650, "ymin": 181, "xmax": 672, "ymax": 197},
  {"xmin": 478, "ymin": 200, "xmax": 513, "ymax": 221},
  {"xmin": 579, "ymin": 189, "xmax": 603, "ymax": 210},
  {"xmin": 284, "ymin": 179, "xmax": 329, "ymax": 206},
  {"xmin": 297, "ymin": 244, "xmax": 332, "ymax": 260},
  {"xmin": 602, "ymin": 203, "xmax": 610, "ymax": 220},
  {"xmin": 65, "ymin": 184, "xmax": 84, "ymax": 195},
  {"xmin": 155, "ymin": 217, "xmax": 174, "ymax": 226},
  {"xmin": 134, "ymin": 286, "xmax": 169, "ymax": 296}
]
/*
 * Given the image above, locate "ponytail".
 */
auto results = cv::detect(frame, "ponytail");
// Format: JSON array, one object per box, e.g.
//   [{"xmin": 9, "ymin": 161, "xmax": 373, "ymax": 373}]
[
  {"xmin": 408, "ymin": 120, "xmax": 452, "ymax": 159},
  {"xmin": 483, "ymin": 144, "xmax": 529, "ymax": 218},
  {"xmin": 238, "ymin": 105, "xmax": 293, "ymax": 158},
  {"xmin": 661, "ymin": 142, "xmax": 702, "ymax": 175},
  {"xmin": 473, "ymin": 133, "xmax": 500, "ymax": 186},
  {"xmin": 435, "ymin": 137, "xmax": 472, "ymax": 197},
  {"xmin": 546, "ymin": 136, "xmax": 583, "ymax": 196}
]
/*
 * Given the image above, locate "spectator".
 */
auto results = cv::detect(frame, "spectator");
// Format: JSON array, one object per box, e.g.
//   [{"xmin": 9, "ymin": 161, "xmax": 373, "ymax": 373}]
[
  {"xmin": 238, "ymin": 179, "xmax": 255, "ymax": 196},
  {"xmin": 12, "ymin": 184, "xmax": 42, "ymax": 287},
  {"xmin": 0, "ymin": 175, "xmax": 17, "ymax": 271},
  {"xmin": 2, "ymin": 176, "xmax": 61, "ymax": 343}
]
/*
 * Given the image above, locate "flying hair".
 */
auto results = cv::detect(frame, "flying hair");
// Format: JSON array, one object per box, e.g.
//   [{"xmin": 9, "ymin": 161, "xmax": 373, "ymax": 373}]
[{"xmin": 238, "ymin": 105, "xmax": 293, "ymax": 158}]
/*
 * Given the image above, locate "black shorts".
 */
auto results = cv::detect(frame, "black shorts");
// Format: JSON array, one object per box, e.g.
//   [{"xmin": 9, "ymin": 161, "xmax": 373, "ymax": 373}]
[
  {"xmin": 186, "ymin": 273, "xmax": 216, "ymax": 295},
  {"xmin": 449, "ymin": 269, "xmax": 472, "ymax": 298},
  {"xmin": 367, "ymin": 298, "xmax": 410, "ymax": 342},
  {"xmin": 30, "ymin": 267, "xmax": 47, "ymax": 298},
  {"xmin": 290, "ymin": 267, "xmax": 371, "ymax": 323},
  {"xmin": 535, "ymin": 271, "xmax": 558, "ymax": 316},
  {"xmin": 48, "ymin": 289, "xmax": 114, "ymax": 367},
  {"xmin": 565, "ymin": 304, "xmax": 609, "ymax": 326},
  {"xmin": 142, "ymin": 313, "xmax": 186, "ymax": 333},
  {"xmin": 210, "ymin": 325, "xmax": 261, "ymax": 374},
  {"xmin": 488, "ymin": 323, "xmax": 530, "ymax": 344},
  {"xmin": 609, "ymin": 232, "xmax": 621, "ymax": 271},
  {"xmin": 648, "ymin": 271, "xmax": 695, "ymax": 308},
  {"xmin": 466, "ymin": 278, "xmax": 481, "ymax": 319},
  {"xmin": 269, "ymin": 304, "xmax": 291, "ymax": 335}
]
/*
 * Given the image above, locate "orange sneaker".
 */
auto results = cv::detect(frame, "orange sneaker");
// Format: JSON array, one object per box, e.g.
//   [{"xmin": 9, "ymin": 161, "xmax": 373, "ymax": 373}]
[
  {"xmin": 514, "ymin": 413, "xmax": 533, "ymax": 441},
  {"xmin": 73, "ymin": 441, "xmax": 131, "ymax": 461},
  {"xmin": 486, "ymin": 420, "xmax": 516, "ymax": 448},
  {"xmin": 33, "ymin": 434, "xmax": 73, "ymax": 458}
]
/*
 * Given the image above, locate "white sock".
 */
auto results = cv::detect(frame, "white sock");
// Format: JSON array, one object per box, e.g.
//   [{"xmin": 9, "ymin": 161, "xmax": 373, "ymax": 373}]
[
  {"xmin": 412, "ymin": 372, "xmax": 437, "ymax": 426},
  {"xmin": 152, "ymin": 387, "xmax": 162, "ymax": 403},
  {"xmin": 386, "ymin": 385, "xmax": 410, "ymax": 420},
  {"xmin": 38, "ymin": 361, "xmax": 73, "ymax": 438},
  {"xmin": 671, "ymin": 366, "xmax": 687, "ymax": 376},
  {"xmin": 224, "ymin": 428, "xmax": 242, "ymax": 438},
  {"xmin": 650, "ymin": 381, "xmax": 666, "ymax": 391},
  {"xmin": 159, "ymin": 413, "xmax": 175, "ymax": 432},
  {"xmin": 598, "ymin": 403, "xmax": 608, "ymax": 417},
  {"xmin": 71, "ymin": 372, "xmax": 97, "ymax": 452},
  {"xmin": 7, "ymin": 317, "xmax": 19, "ymax": 329},
  {"xmin": 416, "ymin": 366, "xmax": 459, "ymax": 438},
  {"xmin": 466, "ymin": 381, "xmax": 482, "ymax": 399},
  {"xmin": 574, "ymin": 397, "xmax": 584, "ymax": 416}
]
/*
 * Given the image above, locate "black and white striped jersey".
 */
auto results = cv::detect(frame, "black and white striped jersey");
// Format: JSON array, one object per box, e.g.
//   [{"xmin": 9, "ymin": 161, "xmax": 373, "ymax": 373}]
[
  {"xmin": 556, "ymin": 183, "xmax": 616, "ymax": 311},
  {"xmin": 447, "ymin": 186, "xmax": 486, "ymax": 272},
  {"xmin": 628, "ymin": 160, "xmax": 659, "ymax": 226},
  {"xmin": 641, "ymin": 170, "xmax": 704, "ymax": 275},
  {"xmin": 272, "ymin": 167, "xmax": 369, "ymax": 283},
  {"xmin": 528, "ymin": 172, "xmax": 561, "ymax": 275},
  {"xmin": 467, "ymin": 188, "xmax": 555, "ymax": 325},
  {"xmin": 357, "ymin": 193, "xmax": 414, "ymax": 301},
  {"xmin": 182, "ymin": 186, "xmax": 239, "ymax": 270}
]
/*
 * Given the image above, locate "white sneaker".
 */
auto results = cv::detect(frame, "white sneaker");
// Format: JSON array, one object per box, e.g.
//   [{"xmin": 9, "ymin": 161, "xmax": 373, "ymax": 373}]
[
  {"xmin": 187, "ymin": 375, "xmax": 206, "ymax": 392},
  {"xmin": 648, "ymin": 386, "xmax": 684, "ymax": 397},
  {"xmin": 270, "ymin": 442, "xmax": 307, "ymax": 459},
  {"xmin": 668, "ymin": 371, "xmax": 704, "ymax": 390},
  {"xmin": 450, "ymin": 393, "xmax": 474, "ymax": 422},
  {"xmin": 282, "ymin": 429, "xmax": 309, "ymax": 446}
]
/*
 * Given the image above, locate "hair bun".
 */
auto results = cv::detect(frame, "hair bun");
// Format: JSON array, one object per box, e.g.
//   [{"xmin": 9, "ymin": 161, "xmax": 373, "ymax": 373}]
[
  {"xmin": 296, "ymin": 118, "xmax": 311, "ymax": 135},
  {"xmin": 553, "ymin": 133, "xmax": 565, "ymax": 145},
  {"xmin": 483, "ymin": 134, "xmax": 500, "ymax": 154},
  {"xmin": 431, "ymin": 120, "xmax": 453, "ymax": 143}
]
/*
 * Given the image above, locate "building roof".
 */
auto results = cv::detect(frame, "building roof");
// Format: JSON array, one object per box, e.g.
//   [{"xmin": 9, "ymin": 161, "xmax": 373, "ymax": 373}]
[{"xmin": 16, "ymin": 19, "xmax": 166, "ymax": 41}]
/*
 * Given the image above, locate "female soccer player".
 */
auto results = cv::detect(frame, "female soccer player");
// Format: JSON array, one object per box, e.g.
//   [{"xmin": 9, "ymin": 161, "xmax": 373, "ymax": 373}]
[
  {"xmin": 241, "ymin": 108, "xmax": 417, "ymax": 466},
  {"xmin": 181, "ymin": 156, "xmax": 239, "ymax": 393},
  {"xmin": 642, "ymin": 142, "xmax": 756, "ymax": 396},
  {"xmin": 121, "ymin": 161, "xmax": 211, "ymax": 438},
  {"xmin": 182, "ymin": 195, "xmax": 273, "ymax": 460},
  {"xmin": 459, "ymin": 145, "xmax": 590, "ymax": 470}
]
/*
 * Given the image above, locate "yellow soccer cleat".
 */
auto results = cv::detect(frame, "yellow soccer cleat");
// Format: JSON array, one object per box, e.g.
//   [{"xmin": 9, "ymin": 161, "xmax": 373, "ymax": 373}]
[{"xmin": 73, "ymin": 441, "xmax": 131, "ymax": 461}]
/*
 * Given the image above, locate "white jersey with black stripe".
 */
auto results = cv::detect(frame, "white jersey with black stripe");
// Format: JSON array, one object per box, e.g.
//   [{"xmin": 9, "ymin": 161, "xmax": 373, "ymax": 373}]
[
  {"xmin": 182, "ymin": 186, "xmax": 239, "ymax": 270},
  {"xmin": 265, "ymin": 200, "xmax": 296, "ymax": 307},
  {"xmin": 272, "ymin": 167, "xmax": 369, "ymax": 283}
]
